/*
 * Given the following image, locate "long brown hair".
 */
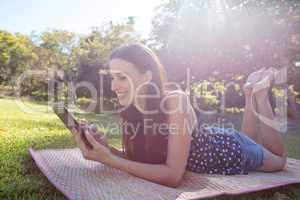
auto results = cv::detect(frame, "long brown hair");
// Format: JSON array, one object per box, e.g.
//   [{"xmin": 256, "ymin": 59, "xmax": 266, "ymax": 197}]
[{"xmin": 110, "ymin": 43, "xmax": 168, "ymax": 164}]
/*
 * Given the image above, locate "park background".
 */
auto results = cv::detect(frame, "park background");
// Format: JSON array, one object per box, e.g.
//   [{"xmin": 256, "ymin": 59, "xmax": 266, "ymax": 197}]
[{"xmin": 1, "ymin": 0, "xmax": 300, "ymax": 199}]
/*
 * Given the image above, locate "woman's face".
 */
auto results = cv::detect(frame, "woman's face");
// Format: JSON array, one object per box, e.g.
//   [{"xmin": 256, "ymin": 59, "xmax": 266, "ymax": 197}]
[{"xmin": 109, "ymin": 58, "xmax": 150, "ymax": 106}]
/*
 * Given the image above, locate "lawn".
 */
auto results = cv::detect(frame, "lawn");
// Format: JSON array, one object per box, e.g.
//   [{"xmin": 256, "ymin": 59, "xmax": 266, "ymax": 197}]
[{"xmin": 0, "ymin": 97, "xmax": 299, "ymax": 199}]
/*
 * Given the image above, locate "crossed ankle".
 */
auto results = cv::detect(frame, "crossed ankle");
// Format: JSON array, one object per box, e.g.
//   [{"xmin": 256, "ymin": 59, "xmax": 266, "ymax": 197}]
[
  {"xmin": 256, "ymin": 94, "xmax": 270, "ymax": 104},
  {"xmin": 256, "ymin": 91, "xmax": 269, "ymax": 99}
]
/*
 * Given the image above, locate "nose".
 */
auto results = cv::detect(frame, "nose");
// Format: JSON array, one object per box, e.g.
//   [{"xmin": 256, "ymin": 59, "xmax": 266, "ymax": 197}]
[{"xmin": 111, "ymin": 79, "xmax": 120, "ymax": 92}]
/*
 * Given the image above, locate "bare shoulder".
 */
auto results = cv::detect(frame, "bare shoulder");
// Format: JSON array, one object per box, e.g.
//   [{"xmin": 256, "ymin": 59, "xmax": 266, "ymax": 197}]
[{"xmin": 162, "ymin": 90, "xmax": 198, "ymax": 129}]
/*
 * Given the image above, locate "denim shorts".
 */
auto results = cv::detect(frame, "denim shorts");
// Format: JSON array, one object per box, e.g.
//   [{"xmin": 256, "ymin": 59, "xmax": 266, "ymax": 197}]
[{"xmin": 233, "ymin": 131, "xmax": 265, "ymax": 172}]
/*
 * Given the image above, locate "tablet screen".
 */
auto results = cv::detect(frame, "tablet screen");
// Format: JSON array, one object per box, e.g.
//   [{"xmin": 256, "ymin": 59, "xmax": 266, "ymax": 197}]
[{"xmin": 53, "ymin": 104, "xmax": 79, "ymax": 132}]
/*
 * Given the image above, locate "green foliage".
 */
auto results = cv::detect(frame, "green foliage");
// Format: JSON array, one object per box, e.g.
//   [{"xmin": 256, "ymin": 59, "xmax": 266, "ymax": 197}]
[
  {"xmin": 33, "ymin": 30, "xmax": 77, "ymax": 72},
  {"xmin": 0, "ymin": 20, "xmax": 141, "ymax": 106},
  {"xmin": 289, "ymin": 85, "xmax": 300, "ymax": 99},
  {"xmin": 0, "ymin": 31, "xmax": 35, "ymax": 85},
  {"xmin": 73, "ymin": 21, "xmax": 140, "ymax": 70},
  {"xmin": 191, "ymin": 80, "xmax": 222, "ymax": 111},
  {"xmin": 224, "ymin": 107, "xmax": 245, "ymax": 114},
  {"xmin": 31, "ymin": 90, "xmax": 48, "ymax": 101},
  {"xmin": 191, "ymin": 78, "xmax": 300, "ymax": 114},
  {"xmin": 150, "ymin": 0, "xmax": 300, "ymax": 89},
  {"xmin": 191, "ymin": 79, "xmax": 245, "ymax": 113},
  {"xmin": 76, "ymin": 96, "xmax": 95, "ymax": 108}
]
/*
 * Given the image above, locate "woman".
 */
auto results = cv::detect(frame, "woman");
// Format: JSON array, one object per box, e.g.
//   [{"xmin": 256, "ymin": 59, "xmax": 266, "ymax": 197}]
[{"xmin": 72, "ymin": 43, "xmax": 287, "ymax": 187}]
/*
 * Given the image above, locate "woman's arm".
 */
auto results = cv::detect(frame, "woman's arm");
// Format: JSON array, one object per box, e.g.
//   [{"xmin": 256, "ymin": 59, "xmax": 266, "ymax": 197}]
[
  {"xmin": 77, "ymin": 92, "xmax": 196, "ymax": 187},
  {"xmin": 106, "ymin": 154, "xmax": 184, "ymax": 187},
  {"xmin": 109, "ymin": 146, "xmax": 127, "ymax": 158},
  {"xmin": 88, "ymin": 92, "xmax": 195, "ymax": 187}
]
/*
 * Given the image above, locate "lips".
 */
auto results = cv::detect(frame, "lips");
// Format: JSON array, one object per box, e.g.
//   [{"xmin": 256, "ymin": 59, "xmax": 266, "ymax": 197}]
[{"xmin": 116, "ymin": 92, "xmax": 126, "ymax": 99}]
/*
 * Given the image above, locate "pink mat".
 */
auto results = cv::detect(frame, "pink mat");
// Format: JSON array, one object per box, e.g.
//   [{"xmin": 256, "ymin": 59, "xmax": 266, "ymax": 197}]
[{"xmin": 29, "ymin": 148, "xmax": 300, "ymax": 200}]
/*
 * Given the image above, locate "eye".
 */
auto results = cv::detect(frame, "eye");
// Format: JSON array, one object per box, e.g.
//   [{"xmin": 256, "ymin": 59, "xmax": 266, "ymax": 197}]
[
  {"xmin": 117, "ymin": 75, "xmax": 127, "ymax": 80},
  {"xmin": 109, "ymin": 73, "xmax": 127, "ymax": 81}
]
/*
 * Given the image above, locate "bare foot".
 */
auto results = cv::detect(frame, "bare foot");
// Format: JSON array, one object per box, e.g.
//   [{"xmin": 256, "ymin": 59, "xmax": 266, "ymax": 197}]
[
  {"xmin": 243, "ymin": 68, "xmax": 264, "ymax": 98},
  {"xmin": 253, "ymin": 68, "xmax": 275, "ymax": 100},
  {"xmin": 243, "ymin": 82, "xmax": 254, "ymax": 98},
  {"xmin": 246, "ymin": 68, "xmax": 265, "ymax": 84}
]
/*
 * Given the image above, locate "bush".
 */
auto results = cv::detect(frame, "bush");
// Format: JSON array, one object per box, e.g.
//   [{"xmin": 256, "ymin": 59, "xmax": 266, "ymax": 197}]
[
  {"xmin": 191, "ymin": 79, "xmax": 245, "ymax": 114},
  {"xmin": 31, "ymin": 90, "xmax": 48, "ymax": 101},
  {"xmin": 76, "ymin": 97, "xmax": 95, "ymax": 109},
  {"xmin": 191, "ymin": 80, "xmax": 224, "ymax": 112}
]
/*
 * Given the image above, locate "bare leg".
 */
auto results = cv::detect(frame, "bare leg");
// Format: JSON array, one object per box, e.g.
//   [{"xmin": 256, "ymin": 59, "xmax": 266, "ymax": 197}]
[
  {"xmin": 244, "ymin": 68, "xmax": 286, "ymax": 157},
  {"xmin": 241, "ymin": 84, "xmax": 260, "ymax": 143},
  {"xmin": 255, "ymin": 91, "xmax": 287, "ymax": 157},
  {"xmin": 244, "ymin": 69, "xmax": 287, "ymax": 172}
]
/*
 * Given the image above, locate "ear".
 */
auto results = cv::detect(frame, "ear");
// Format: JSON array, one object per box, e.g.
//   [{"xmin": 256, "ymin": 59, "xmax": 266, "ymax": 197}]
[{"xmin": 144, "ymin": 70, "xmax": 153, "ymax": 83}]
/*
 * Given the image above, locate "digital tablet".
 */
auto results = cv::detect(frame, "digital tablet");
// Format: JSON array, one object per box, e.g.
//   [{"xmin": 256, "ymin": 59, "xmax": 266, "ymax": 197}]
[{"xmin": 53, "ymin": 104, "xmax": 93, "ymax": 150}]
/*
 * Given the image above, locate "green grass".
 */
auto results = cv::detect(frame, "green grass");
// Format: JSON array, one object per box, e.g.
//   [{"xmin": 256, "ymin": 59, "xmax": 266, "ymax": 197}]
[
  {"xmin": 0, "ymin": 97, "xmax": 121, "ymax": 199},
  {"xmin": 0, "ymin": 97, "xmax": 299, "ymax": 199}
]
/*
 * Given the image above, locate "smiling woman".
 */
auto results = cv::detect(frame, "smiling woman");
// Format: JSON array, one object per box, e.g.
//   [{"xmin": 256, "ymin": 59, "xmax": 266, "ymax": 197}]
[
  {"xmin": 71, "ymin": 43, "xmax": 288, "ymax": 187},
  {"xmin": 109, "ymin": 44, "xmax": 170, "ymax": 164}
]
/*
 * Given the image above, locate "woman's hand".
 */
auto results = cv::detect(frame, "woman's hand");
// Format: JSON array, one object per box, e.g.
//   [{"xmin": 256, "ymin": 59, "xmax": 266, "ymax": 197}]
[
  {"xmin": 76, "ymin": 122, "xmax": 108, "ymax": 146},
  {"xmin": 88, "ymin": 125, "xmax": 108, "ymax": 147},
  {"xmin": 71, "ymin": 128, "xmax": 113, "ymax": 164}
]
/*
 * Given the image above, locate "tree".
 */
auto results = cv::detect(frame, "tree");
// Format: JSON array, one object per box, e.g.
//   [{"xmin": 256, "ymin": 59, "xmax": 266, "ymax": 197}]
[
  {"xmin": 37, "ymin": 30, "xmax": 77, "ymax": 71},
  {"xmin": 72, "ymin": 21, "xmax": 141, "ymax": 112},
  {"xmin": 150, "ymin": 0, "xmax": 300, "ymax": 83},
  {"xmin": 0, "ymin": 31, "xmax": 35, "ymax": 86},
  {"xmin": 17, "ymin": 30, "xmax": 77, "ymax": 98}
]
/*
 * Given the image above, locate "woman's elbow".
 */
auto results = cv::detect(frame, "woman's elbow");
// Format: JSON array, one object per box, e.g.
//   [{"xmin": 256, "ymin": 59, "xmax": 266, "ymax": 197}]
[
  {"xmin": 164, "ymin": 171, "xmax": 184, "ymax": 188},
  {"xmin": 165, "ymin": 179, "xmax": 181, "ymax": 188}
]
